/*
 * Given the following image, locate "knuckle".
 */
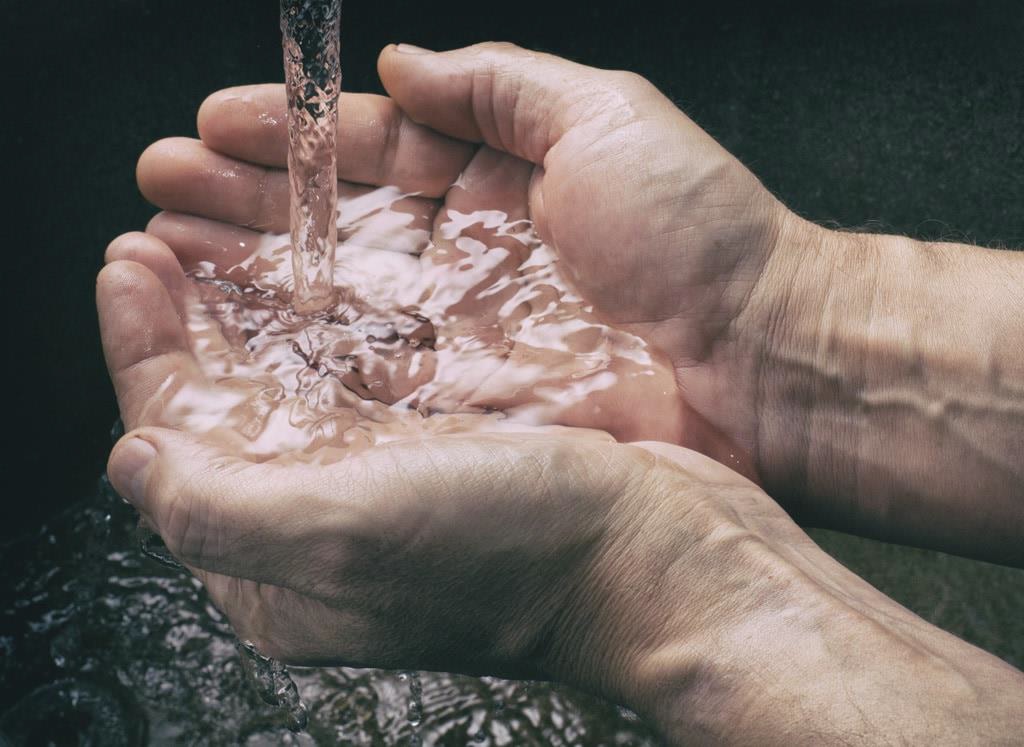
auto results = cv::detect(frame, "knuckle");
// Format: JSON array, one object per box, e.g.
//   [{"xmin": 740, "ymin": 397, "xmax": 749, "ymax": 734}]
[
  {"xmin": 602, "ymin": 69, "xmax": 656, "ymax": 97},
  {"xmin": 157, "ymin": 468, "xmax": 212, "ymax": 565},
  {"xmin": 469, "ymin": 41, "xmax": 523, "ymax": 57}
]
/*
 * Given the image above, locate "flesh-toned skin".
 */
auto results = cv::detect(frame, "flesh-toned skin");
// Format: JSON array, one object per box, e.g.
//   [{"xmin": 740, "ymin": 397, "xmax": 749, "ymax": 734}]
[{"xmin": 100, "ymin": 43, "xmax": 1024, "ymax": 744}]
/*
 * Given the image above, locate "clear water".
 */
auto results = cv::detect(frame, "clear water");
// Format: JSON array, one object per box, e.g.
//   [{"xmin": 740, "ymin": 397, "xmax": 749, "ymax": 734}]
[
  {"xmin": 281, "ymin": 0, "xmax": 342, "ymax": 313},
  {"xmin": 155, "ymin": 185, "xmax": 676, "ymax": 459}
]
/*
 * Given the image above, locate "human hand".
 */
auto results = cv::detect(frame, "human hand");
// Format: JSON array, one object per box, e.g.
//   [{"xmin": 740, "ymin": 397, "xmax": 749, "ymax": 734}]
[
  {"xmin": 135, "ymin": 42, "xmax": 801, "ymax": 476},
  {"xmin": 372, "ymin": 43, "xmax": 790, "ymax": 475},
  {"xmin": 328, "ymin": 43, "xmax": 1024, "ymax": 560},
  {"xmin": 133, "ymin": 51, "xmax": 702, "ymax": 451},
  {"xmin": 96, "ymin": 235, "xmax": 784, "ymax": 695},
  {"xmin": 99, "ymin": 250, "xmax": 1024, "ymax": 744}
]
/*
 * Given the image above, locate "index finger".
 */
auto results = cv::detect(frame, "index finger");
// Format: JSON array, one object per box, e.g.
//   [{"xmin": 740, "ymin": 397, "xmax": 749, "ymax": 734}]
[{"xmin": 197, "ymin": 85, "xmax": 476, "ymax": 198}]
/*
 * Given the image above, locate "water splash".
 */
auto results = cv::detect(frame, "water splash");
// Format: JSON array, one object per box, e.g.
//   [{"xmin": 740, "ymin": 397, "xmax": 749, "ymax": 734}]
[
  {"xmin": 400, "ymin": 670, "xmax": 423, "ymax": 744},
  {"xmin": 155, "ymin": 186, "xmax": 680, "ymax": 462},
  {"xmin": 237, "ymin": 640, "xmax": 309, "ymax": 732},
  {"xmin": 116, "ymin": 417, "xmax": 308, "ymax": 732}
]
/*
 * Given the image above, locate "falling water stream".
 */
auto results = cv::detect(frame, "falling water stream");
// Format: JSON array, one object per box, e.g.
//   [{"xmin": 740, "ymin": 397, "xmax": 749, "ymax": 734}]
[
  {"xmin": 227, "ymin": 0, "xmax": 342, "ymax": 730},
  {"xmin": 281, "ymin": 0, "xmax": 342, "ymax": 313}
]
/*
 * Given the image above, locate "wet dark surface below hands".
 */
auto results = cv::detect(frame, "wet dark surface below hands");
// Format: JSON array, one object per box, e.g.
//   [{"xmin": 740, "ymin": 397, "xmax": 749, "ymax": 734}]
[
  {"xmin": 0, "ymin": 471, "xmax": 660, "ymax": 746},
  {"xmin": 1, "ymin": 468, "xmax": 1021, "ymax": 745}
]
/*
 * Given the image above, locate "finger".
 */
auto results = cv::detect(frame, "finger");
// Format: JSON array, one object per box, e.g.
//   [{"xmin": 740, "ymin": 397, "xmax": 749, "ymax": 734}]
[
  {"xmin": 104, "ymin": 231, "xmax": 190, "ymax": 317},
  {"xmin": 97, "ymin": 261, "xmax": 202, "ymax": 429},
  {"xmin": 138, "ymin": 138, "xmax": 442, "ymax": 240},
  {"xmin": 378, "ymin": 42, "xmax": 667, "ymax": 165},
  {"xmin": 106, "ymin": 428, "xmax": 392, "ymax": 605},
  {"xmin": 148, "ymin": 199, "xmax": 438, "ymax": 278},
  {"xmin": 198, "ymin": 86, "xmax": 476, "ymax": 198},
  {"xmin": 146, "ymin": 212, "xmax": 262, "ymax": 270},
  {"xmin": 137, "ymin": 137, "xmax": 287, "ymax": 231}
]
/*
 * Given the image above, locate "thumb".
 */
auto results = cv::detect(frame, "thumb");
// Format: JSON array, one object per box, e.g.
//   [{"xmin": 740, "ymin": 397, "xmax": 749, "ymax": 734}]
[
  {"xmin": 107, "ymin": 427, "xmax": 357, "ymax": 589},
  {"xmin": 377, "ymin": 42, "xmax": 667, "ymax": 165}
]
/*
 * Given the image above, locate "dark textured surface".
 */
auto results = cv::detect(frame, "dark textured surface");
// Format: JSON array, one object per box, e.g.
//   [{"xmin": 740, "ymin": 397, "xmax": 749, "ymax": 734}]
[
  {"xmin": 2, "ymin": 0, "xmax": 1021, "ymax": 681},
  {"xmin": 808, "ymin": 528, "xmax": 1024, "ymax": 668}
]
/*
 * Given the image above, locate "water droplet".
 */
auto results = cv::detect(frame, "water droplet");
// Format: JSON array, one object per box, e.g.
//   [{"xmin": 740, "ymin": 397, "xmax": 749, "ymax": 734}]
[{"xmin": 236, "ymin": 640, "xmax": 308, "ymax": 732}]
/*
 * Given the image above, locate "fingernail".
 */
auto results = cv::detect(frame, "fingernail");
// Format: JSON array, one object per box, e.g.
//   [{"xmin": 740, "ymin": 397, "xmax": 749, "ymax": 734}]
[
  {"xmin": 395, "ymin": 43, "xmax": 433, "ymax": 55},
  {"xmin": 109, "ymin": 437, "xmax": 157, "ymax": 503}
]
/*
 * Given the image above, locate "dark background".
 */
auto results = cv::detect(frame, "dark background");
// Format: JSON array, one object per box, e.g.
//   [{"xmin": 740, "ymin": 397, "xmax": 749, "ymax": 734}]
[{"xmin": 3, "ymin": 0, "xmax": 1022, "ymax": 539}]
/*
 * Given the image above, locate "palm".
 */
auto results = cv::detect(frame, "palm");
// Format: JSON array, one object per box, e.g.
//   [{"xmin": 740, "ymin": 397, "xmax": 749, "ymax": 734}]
[
  {"xmin": 128, "ymin": 86, "xmax": 686, "ymax": 456},
  {"xmin": 118, "ymin": 71, "xmax": 778, "ymax": 476}
]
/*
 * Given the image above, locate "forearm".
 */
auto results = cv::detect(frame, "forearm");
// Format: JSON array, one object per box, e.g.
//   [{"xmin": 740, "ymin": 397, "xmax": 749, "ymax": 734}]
[
  {"xmin": 633, "ymin": 553, "xmax": 1024, "ymax": 746},
  {"xmin": 618, "ymin": 490, "xmax": 1024, "ymax": 744},
  {"xmin": 757, "ymin": 215, "xmax": 1024, "ymax": 564}
]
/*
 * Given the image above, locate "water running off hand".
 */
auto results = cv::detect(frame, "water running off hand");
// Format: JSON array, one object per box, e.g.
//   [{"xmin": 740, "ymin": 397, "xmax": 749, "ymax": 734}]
[{"xmin": 218, "ymin": 1, "xmax": 343, "ymax": 730}]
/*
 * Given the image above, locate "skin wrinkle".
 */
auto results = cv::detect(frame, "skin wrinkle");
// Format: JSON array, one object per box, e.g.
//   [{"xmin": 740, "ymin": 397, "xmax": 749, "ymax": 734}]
[
  {"xmin": 851, "ymin": 232, "xmax": 885, "ymax": 528},
  {"xmin": 377, "ymin": 104, "xmax": 406, "ymax": 188},
  {"xmin": 469, "ymin": 67, "xmax": 499, "ymax": 151},
  {"xmin": 539, "ymin": 465, "xmax": 655, "ymax": 693},
  {"xmin": 752, "ymin": 215, "xmax": 811, "ymax": 498},
  {"xmin": 494, "ymin": 69, "xmax": 522, "ymax": 155},
  {"xmin": 808, "ymin": 233, "xmax": 858, "ymax": 513}
]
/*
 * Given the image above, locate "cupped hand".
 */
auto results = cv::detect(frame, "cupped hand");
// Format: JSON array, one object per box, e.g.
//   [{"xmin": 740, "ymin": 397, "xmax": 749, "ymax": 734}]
[
  {"xmin": 136, "ymin": 42, "xmax": 800, "ymax": 476},
  {"xmin": 375, "ymin": 44, "xmax": 788, "ymax": 473},
  {"xmin": 97, "ymin": 43, "xmax": 1024, "ymax": 745},
  {"xmin": 97, "ymin": 239, "xmax": 807, "ymax": 703}
]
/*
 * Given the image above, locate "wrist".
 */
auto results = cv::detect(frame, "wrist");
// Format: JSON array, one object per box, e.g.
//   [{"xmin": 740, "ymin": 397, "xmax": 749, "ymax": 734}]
[
  {"xmin": 751, "ymin": 214, "xmax": 1024, "ymax": 557},
  {"xmin": 539, "ymin": 449, "xmax": 814, "ymax": 730},
  {"xmin": 749, "ymin": 212, "xmax": 885, "ymax": 519},
  {"xmin": 539, "ymin": 442, "xmax": 1024, "ymax": 743},
  {"xmin": 616, "ymin": 508, "xmax": 1024, "ymax": 744}
]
